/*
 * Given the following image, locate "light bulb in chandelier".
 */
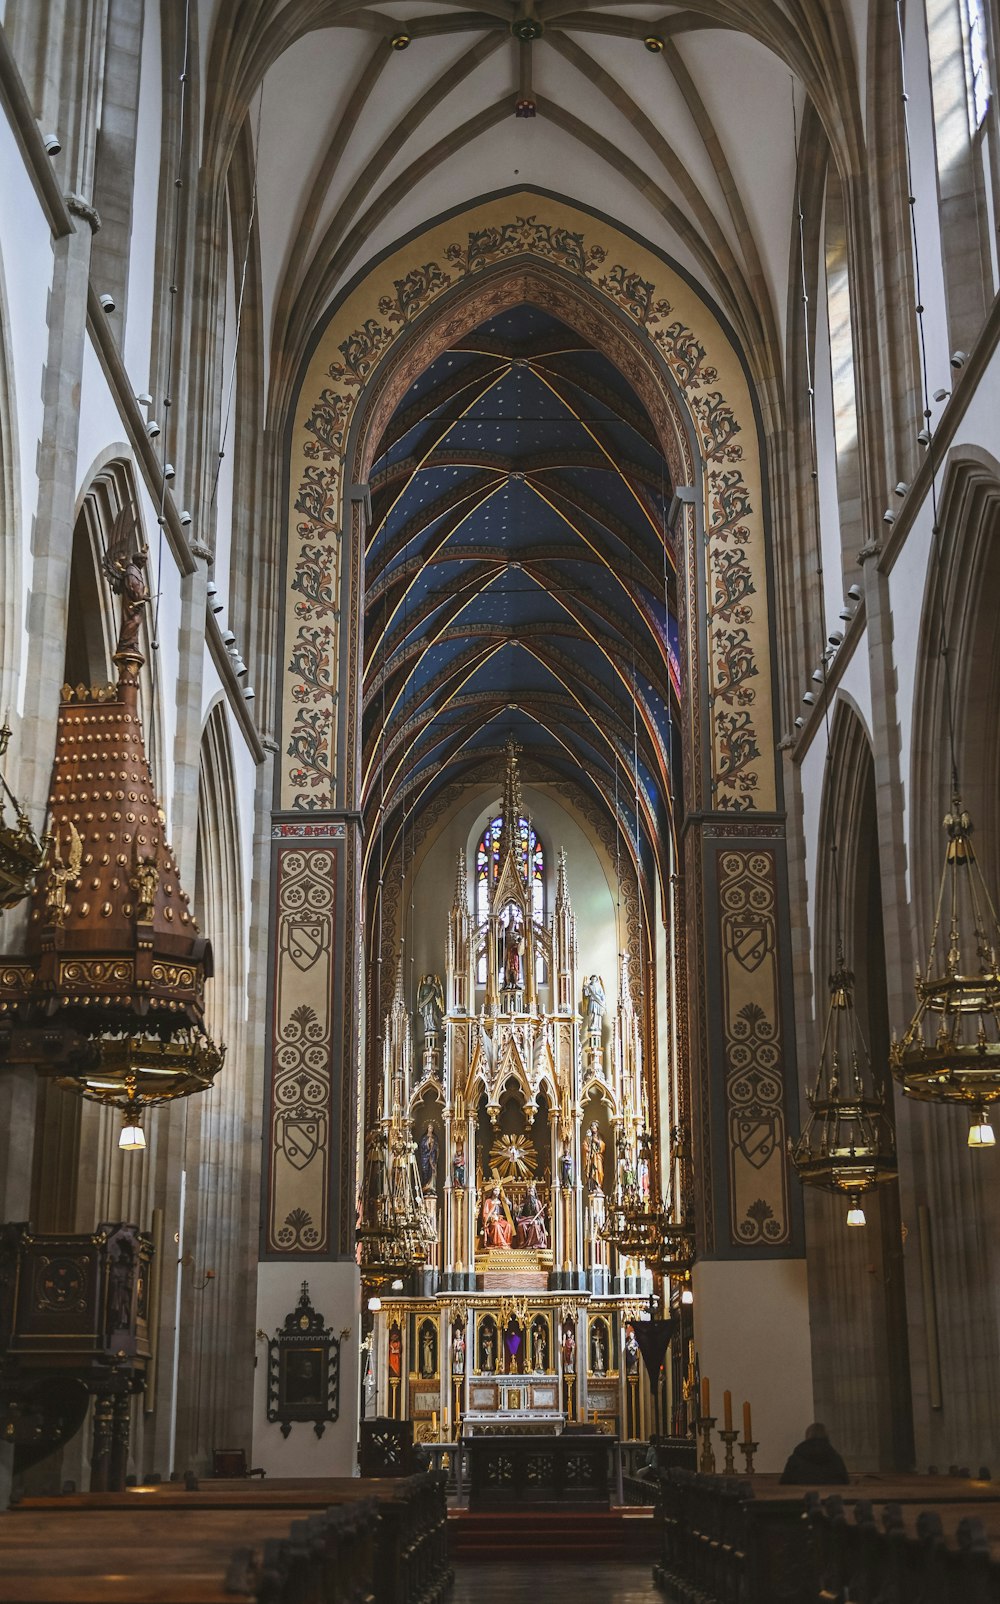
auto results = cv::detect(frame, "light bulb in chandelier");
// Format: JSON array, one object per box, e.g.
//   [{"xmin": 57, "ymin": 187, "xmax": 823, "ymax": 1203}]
[
  {"xmin": 846, "ymin": 1195, "xmax": 866, "ymax": 1227},
  {"xmin": 119, "ymin": 1107, "xmax": 146, "ymax": 1151},
  {"xmin": 968, "ymin": 1108, "xmax": 996, "ymax": 1149}
]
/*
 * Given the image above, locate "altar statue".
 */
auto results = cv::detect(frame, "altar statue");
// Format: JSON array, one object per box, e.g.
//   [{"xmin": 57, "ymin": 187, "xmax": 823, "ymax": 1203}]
[
  {"xmin": 516, "ymin": 1182, "xmax": 548, "ymax": 1249},
  {"xmin": 417, "ymin": 973, "xmax": 444, "ymax": 1036},
  {"xmin": 584, "ymin": 1121, "xmax": 606, "ymax": 1193},
  {"xmin": 591, "ymin": 1325, "xmax": 607, "ymax": 1375},
  {"xmin": 452, "ymin": 1324, "xmax": 466, "ymax": 1374},
  {"xmin": 562, "ymin": 1325, "xmax": 576, "ymax": 1371},
  {"xmin": 532, "ymin": 1321, "xmax": 547, "ymax": 1372},
  {"xmin": 417, "ymin": 1122, "xmax": 439, "ymax": 1194},
  {"xmin": 502, "ymin": 910, "xmax": 524, "ymax": 987},
  {"xmin": 481, "ymin": 1183, "xmax": 513, "ymax": 1248},
  {"xmin": 582, "ymin": 973, "xmax": 606, "ymax": 1034},
  {"xmin": 452, "ymin": 1135, "xmax": 466, "ymax": 1188}
]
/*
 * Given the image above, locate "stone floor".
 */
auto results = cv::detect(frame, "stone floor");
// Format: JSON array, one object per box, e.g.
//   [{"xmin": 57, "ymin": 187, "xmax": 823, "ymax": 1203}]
[{"xmin": 451, "ymin": 1560, "xmax": 659, "ymax": 1601}]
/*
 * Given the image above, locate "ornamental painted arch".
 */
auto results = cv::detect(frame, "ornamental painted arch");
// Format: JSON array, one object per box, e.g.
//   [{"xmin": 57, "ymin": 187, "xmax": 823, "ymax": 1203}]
[{"xmin": 265, "ymin": 190, "xmax": 800, "ymax": 1269}]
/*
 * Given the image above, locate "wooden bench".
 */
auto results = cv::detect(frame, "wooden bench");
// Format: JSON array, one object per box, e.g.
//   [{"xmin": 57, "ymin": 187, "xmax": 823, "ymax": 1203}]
[
  {"xmin": 653, "ymin": 1469, "xmax": 1000, "ymax": 1604},
  {"xmin": 12, "ymin": 1472, "xmax": 451, "ymax": 1604},
  {"xmin": 808, "ymin": 1492, "xmax": 1000, "ymax": 1604},
  {"xmin": 0, "ymin": 1501, "xmax": 378, "ymax": 1604}
]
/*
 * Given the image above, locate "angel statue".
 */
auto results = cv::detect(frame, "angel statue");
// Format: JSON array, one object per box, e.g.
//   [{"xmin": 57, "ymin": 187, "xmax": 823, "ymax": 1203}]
[
  {"xmin": 44, "ymin": 821, "xmax": 82, "ymax": 927},
  {"xmin": 416, "ymin": 973, "xmax": 445, "ymax": 1037},
  {"xmin": 582, "ymin": 974, "xmax": 606, "ymax": 1035},
  {"xmin": 102, "ymin": 502, "xmax": 151, "ymax": 655}
]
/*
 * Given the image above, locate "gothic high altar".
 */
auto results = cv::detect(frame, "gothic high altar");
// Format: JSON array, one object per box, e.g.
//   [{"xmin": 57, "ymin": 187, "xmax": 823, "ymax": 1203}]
[{"xmin": 365, "ymin": 743, "xmax": 655, "ymax": 1441}]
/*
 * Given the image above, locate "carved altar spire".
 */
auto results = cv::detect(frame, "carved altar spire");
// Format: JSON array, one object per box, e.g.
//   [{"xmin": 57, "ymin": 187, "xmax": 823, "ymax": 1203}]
[
  {"xmin": 552, "ymin": 846, "xmax": 577, "ymax": 1014},
  {"xmin": 448, "ymin": 848, "xmax": 471, "ymax": 1015},
  {"xmin": 496, "ymin": 738, "xmax": 524, "ymax": 870},
  {"xmin": 383, "ymin": 954, "xmax": 413, "ymax": 1121}
]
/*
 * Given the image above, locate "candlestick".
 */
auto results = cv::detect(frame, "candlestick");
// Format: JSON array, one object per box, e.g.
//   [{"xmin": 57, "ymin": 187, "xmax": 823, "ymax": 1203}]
[
  {"xmin": 697, "ymin": 1415, "xmax": 716, "ymax": 1474},
  {"xmin": 719, "ymin": 1428, "xmax": 738, "ymax": 1475},
  {"xmin": 723, "ymin": 1389, "xmax": 732, "ymax": 1432},
  {"xmin": 701, "ymin": 1375, "xmax": 710, "ymax": 1417},
  {"xmin": 739, "ymin": 1439, "xmax": 758, "ymax": 1475},
  {"xmin": 742, "ymin": 1399, "xmax": 751, "ymax": 1441}
]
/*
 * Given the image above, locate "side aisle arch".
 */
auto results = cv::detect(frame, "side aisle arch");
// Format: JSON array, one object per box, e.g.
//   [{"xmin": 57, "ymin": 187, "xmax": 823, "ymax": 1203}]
[{"xmin": 266, "ymin": 191, "xmax": 800, "ymax": 1262}]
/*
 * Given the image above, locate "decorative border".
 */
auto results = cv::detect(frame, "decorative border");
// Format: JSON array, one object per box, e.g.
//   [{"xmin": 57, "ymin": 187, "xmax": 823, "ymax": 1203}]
[
  {"xmin": 264, "ymin": 841, "xmax": 342, "ymax": 1256},
  {"xmin": 282, "ymin": 195, "xmax": 774, "ymax": 818}
]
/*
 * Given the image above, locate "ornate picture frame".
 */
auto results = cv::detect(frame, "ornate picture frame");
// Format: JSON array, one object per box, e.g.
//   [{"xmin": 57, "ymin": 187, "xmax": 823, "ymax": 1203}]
[{"xmin": 266, "ymin": 1281, "xmax": 340, "ymax": 1438}]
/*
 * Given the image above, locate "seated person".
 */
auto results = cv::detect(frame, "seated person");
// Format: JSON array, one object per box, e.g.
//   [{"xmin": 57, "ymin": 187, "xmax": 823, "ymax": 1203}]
[
  {"xmin": 481, "ymin": 1183, "xmax": 513, "ymax": 1248},
  {"xmin": 780, "ymin": 1421, "xmax": 849, "ymax": 1485},
  {"xmin": 516, "ymin": 1183, "xmax": 548, "ymax": 1249}
]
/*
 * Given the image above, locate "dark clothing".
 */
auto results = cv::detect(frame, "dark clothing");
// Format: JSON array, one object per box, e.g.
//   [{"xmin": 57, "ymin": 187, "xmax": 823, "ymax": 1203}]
[{"xmin": 780, "ymin": 1435, "xmax": 849, "ymax": 1485}]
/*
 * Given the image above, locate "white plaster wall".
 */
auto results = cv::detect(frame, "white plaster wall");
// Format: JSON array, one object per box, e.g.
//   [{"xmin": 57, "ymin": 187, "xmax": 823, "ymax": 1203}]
[
  {"xmin": 886, "ymin": 348, "xmax": 1000, "ymax": 890},
  {"xmin": 122, "ymin": 1, "xmax": 161, "ymax": 391},
  {"xmin": 252, "ymin": 1261, "xmax": 360, "ymax": 1476},
  {"xmin": 692, "ymin": 1258, "xmax": 814, "ymax": 1473},
  {"xmin": 0, "ymin": 108, "xmax": 55, "ymax": 710}
]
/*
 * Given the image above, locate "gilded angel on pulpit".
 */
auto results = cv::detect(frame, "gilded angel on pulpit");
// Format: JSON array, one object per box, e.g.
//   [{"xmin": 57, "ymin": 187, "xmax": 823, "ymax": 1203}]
[{"xmin": 101, "ymin": 502, "xmax": 150, "ymax": 654}]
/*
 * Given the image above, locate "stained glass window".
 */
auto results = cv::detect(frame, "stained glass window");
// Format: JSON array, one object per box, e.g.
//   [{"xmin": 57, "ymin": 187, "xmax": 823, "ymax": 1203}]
[{"xmin": 476, "ymin": 816, "xmax": 544, "ymax": 981}]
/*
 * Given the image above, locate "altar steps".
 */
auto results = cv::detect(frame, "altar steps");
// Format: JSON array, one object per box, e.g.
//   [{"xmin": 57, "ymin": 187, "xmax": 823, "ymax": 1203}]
[{"xmin": 448, "ymin": 1508, "xmax": 656, "ymax": 1563}]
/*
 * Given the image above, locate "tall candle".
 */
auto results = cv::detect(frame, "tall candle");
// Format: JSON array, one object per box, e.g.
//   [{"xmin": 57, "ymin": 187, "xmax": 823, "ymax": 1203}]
[
  {"xmin": 723, "ymin": 1390, "xmax": 732, "ymax": 1431},
  {"xmin": 432, "ymin": 1408, "xmax": 438, "ymax": 1435},
  {"xmin": 742, "ymin": 1400, "xmax": 752, "ymax": 1442},
  {"xmin": 701, "ymin": 1376, "xmax": 710, "ymax": 1417}
]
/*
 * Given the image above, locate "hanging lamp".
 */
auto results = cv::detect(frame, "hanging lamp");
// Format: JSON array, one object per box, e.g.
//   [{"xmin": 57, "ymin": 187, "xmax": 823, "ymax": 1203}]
[
  {"xmin": 890, "ymin": 800, "xmax": 1000, "ymax": 1144},
  {"xmin": 0, "ymin": 722, "xmax": 49, "ymax": 909}
]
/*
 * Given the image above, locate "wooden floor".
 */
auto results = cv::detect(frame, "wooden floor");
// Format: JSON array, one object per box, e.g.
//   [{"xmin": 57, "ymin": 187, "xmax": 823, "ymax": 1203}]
[{"xmin": 451, "ymin": 1560, "xmax": 658, "ymax": 1601}]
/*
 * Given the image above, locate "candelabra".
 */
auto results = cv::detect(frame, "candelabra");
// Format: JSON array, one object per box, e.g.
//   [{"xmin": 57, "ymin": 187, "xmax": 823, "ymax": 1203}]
[{"xmin": 697, "ymin": 1415, "xmax": 716, "ymax": 1475}]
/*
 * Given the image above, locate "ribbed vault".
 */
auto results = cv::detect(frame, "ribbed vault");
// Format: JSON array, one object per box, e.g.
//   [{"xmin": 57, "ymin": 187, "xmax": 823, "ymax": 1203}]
[{"xmin": 362, "ymin": 302, "xmax": 679, "ymax": 912}]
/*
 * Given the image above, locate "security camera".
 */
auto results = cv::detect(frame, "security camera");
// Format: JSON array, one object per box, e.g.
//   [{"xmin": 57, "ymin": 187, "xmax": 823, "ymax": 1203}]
[
  {"xmin": 43, "ymin": 132, "xmax": 61, "ymax": 156},
  {"xmin": 811, "ymin": 669, "xmax": 824, "ymax": 684},
  {"xmin": 828, "ymin": 631, "xmax": 844, "ymax": 646},
  {"xmin": 794, "ymin": 716, "xmax": 804, "ymax": 728},
  {"xmin": 163, "ymin": 462, "xmax": 175, "ymax": 479},
  {"xmin": 883, "ymin": 508, "xmax": 896, "ymax": 524},
  {"xmin": 99, "ymin": 292, "xmax": 116, "ymax": 313},
  {"xmin": 895, "ymin": 481, "xmax": 908, "ymax": 496},
  {"xmin": 223, "ymin": 630, "xmax": 236, "ymax": 646},
  {"xmin": 933, "ymin": 388, "xmax": 950, "ymax": 403},
  {"xmin": 146, "ymin": 419, "xmax": 160, "ymax": 438},
  {"xmin": 839, "ymin": 608, "xmax": 853, "ymax": 621},
  {"xmin": 950, "ymin": 350, "xmax": 967, "ymax": 369},
  {"xmin": 179, "ymin": 510, "xmax": 192, "ymax": 526},
  {"xmin": 243, "ymin": 686, "xmax": 255, "ymax": 702},
  {"xmin": 847, "ymin": 584, "xmax": 861, "ymax": 601},
  {"xmin": 235, "ymin": 660, "xmax": 249, "ymax": 679},
  {"xmin": 803, "ymin": 692, "xmax": 816, "ymax": 705},
  {"xmin": 135, "ymin": 392, "xmax": 153, "ymax": 407},
  {"xmin": 917, "ymin": 428, "xmax": 930, "ymax": 446}
]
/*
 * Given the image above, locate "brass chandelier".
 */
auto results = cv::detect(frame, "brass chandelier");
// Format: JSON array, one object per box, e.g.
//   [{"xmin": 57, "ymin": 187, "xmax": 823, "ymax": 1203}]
[
  {"xmin": 891, "ymin": 799, "xmax": 1000, "ymax": 1146},
  {"xmin": 357, "ymin": 1124, "xmax": 435, "ymax": 1291},
  {"xmin": 600, "ymin": 1124, "xmax": 696, "ymax": 1277},
  {"xmin": 792, "ymin": 955, "xmax": 897, "ymax": 1225},
  {"xmin": 0, "ymin": 721, "xmax": 49, "ymax": 910}
]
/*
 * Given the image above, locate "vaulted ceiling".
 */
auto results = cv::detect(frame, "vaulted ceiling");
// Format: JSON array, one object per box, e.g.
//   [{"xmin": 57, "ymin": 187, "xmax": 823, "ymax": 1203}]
[
  {"xmin": 361, "ymin": 303, "xmax": 679, "ymax": 888},
  {"xmin": 202, "ymin": 1, "xmax": 868, "ymax": 408}
]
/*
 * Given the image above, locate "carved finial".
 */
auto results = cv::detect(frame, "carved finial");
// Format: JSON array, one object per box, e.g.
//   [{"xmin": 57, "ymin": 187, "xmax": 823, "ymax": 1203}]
[
  {"xmin": 453, "ymin": 848, "xmax": 468, "ymax": 913},
  {"xmin": 556, "ymin": 847, "xmax": 569, "ymax": 906},
  {"xmin": 498, "ymin": 737, "xmax": 524, "ymax": 864}
]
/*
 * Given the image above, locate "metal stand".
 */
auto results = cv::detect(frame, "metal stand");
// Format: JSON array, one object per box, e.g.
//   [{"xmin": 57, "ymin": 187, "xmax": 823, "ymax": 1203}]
[
  {"xmin": 739, "ymin": 1438, "xmax": 758, "ymax": 1474},
  {"xmin": 719, "ymin": 1427, "xmax": 738, "ymax": 1475},
  {"xmin": 697, "ymin": 1415, "xmax": 716, "ymax": 1474}
]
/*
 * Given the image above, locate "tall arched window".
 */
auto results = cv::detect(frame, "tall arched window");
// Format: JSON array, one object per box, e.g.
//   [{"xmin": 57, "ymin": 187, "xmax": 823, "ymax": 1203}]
[
  {"xmin": 475, "ymin": 816, "xmax": 544, "ymax": 981},
  {"xmin": 964, "ymin": 0, "xmax": 991, "ymax": 129}
]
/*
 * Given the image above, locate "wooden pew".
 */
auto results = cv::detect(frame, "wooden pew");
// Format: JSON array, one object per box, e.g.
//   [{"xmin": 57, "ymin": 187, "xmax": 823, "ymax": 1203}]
[
  {"xmin": 0, "ymin": 1501, "xmax": 377, "ymax": 1604},
  {"xmin": 653, "ymin": 1468, "xmax": 1000, "ymax": 1604},
  {"xmin": 808, "ymin": 1493, "xmax": 1000, "ymax": 1604},
  {"xmin": 11, "ymin": 1472, "xmax": 450, "ymax": 1604}
]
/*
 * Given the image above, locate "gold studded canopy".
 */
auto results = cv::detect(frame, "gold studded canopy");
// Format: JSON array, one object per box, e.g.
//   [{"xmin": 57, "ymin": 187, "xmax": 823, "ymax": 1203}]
[{"xmin": 12, "ymin": 650, "xmax": 212, "ymax": 1032}]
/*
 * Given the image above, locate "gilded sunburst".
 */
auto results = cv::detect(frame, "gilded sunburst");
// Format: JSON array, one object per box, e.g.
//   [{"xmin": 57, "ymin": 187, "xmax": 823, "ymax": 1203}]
[{"xmin": 489, "ymin": 1132, "xmax": 538, "ymax": 1180}]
